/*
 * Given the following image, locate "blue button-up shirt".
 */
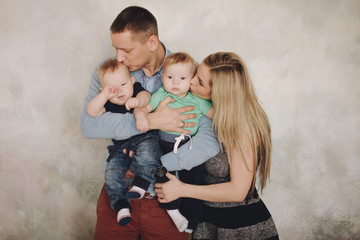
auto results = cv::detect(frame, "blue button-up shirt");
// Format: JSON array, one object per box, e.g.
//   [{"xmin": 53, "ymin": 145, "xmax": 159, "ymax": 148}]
[{"xmin": 131, "ymin": 44, "xmax": 172, "ymax": 94}]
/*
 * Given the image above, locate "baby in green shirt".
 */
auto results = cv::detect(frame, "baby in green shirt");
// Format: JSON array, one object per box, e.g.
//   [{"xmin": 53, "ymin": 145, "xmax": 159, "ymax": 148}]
[{"xmin": 135, "ymin": 52, "xmax": 213, "ymax": 233}]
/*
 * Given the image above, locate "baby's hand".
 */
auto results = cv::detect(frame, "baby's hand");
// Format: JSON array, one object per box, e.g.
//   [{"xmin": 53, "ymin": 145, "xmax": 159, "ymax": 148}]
[
  {"xmin": 125, "ymin": 97, "xmax": 140, "ymax": 111},
  {"xmin": 102, "ymin": 86, "xmax": 119, "ymax": 99},
  {"xmin": 136, "ymin": 117, "xmax": 149, "ymax": 133}
]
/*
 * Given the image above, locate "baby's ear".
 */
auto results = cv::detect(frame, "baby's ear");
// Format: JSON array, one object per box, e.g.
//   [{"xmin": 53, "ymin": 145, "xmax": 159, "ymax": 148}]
[
  {"xmin": 99, "ymin": 88, "xmax": 103, "ymax": 92},
  {"xmin": 131, "ymin": 76, "xmax": 135, "ymax": 84}
]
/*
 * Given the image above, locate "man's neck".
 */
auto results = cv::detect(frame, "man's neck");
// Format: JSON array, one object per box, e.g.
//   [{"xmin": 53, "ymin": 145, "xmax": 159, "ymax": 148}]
[{"xmin": 142, "ymin": 44, "xmax": 166, "ymax": 77}]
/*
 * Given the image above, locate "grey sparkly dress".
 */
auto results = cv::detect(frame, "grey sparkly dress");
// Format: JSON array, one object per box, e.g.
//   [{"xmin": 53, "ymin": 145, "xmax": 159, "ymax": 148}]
[{"xmin": 192, "ymin": 152, "xmax": 279, "ymax": 240}]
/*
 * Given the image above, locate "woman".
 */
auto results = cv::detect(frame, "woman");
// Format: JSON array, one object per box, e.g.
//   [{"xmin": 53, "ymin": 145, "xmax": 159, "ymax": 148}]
[{"xmin": 155, "ymin": 52, "xmax": 279, "ymax": 239}]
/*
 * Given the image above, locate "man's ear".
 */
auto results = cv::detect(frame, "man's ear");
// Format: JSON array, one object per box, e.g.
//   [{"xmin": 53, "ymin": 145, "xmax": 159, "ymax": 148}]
[
  {"xmin": 131, "ymin": 76, "xmax": 135, "ymax": 84},
  {"xmin": 148, "ymin": 35, "xmax": 159, "ymax": 52}
]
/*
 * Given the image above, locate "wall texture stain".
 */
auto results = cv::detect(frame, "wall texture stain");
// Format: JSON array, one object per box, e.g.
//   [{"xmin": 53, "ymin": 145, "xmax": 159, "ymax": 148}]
[
  {"xmin": 312, "ymin": 215, "xmax": 360, "ymax": 240},
  {"xmin": 0, "ymin": 0, "xmax": 359, "ymax": 239}
]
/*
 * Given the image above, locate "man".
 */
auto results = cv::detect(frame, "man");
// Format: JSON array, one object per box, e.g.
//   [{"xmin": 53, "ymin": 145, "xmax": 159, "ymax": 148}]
[{"xmin": 80, "ymin": 6, "xmax": 220, "ymax": 240}]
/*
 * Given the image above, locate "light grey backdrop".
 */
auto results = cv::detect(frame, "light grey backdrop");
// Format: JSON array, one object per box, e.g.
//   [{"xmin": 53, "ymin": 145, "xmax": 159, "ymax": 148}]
[{"xmin": 1, "ymin": 0, "xmax": 359, "ymax": 239}]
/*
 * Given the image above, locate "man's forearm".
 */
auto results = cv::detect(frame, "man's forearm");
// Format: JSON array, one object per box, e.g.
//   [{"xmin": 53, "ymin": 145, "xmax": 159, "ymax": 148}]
[
  {"xmin": 161, "ymin": 116, "xmax": 220, "ymax": 171},
  {"xmin": 80, "ymin": 110, "xmax": 141, "ymax": 139}
]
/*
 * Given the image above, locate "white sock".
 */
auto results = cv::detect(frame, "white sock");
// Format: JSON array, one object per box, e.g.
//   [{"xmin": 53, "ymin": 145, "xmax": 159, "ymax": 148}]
[
  {"xmin": 127, "ymin": 186, "xmax": 146, "ymax": 199},
  {"xmin": 185, "ymin": 229, "xmax": 193, "ymax": 233},
  {"xmin": 117, "ymin": 208, "xmax": 131, "ymax": 226},
  {"xmin": 167, "ymin": 209, "xmax": 188, "ymax": 232}
]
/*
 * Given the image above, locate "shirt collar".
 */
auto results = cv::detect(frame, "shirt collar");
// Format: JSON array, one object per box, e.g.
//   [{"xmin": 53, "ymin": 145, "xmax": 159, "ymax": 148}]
[{"xmin": 154, "ymin": 42, "xmax": 172, "ymax": 75}]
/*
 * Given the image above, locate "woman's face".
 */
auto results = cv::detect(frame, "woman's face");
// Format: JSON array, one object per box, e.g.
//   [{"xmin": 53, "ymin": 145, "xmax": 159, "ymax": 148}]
[{"xmin": 190, "ymin": 62, "xmax": 212, "ymax": 100}]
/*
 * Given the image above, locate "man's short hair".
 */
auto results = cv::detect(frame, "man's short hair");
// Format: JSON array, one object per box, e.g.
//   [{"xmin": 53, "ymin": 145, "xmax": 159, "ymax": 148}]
[{"xmin": 110, "ymin": 6, "xmax": 158, "ymax": 42}]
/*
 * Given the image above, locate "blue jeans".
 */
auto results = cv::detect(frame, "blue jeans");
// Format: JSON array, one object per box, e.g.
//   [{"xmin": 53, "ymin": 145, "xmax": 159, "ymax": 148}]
[{"xmin": 105, "ymin": 131, "xmax": 161, "ymax": 212}]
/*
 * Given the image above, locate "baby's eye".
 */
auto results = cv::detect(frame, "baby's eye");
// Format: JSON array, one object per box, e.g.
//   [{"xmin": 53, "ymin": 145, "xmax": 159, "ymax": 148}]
[
  {"xmin": 121, "ymin": 83, "xmax": 127, "ymax": 86},
  {"xmin": 167, "ymin": 75, "xmax": 173, "ymax": 79},
  {"xmin": 181, "ymin": 77, "xmax": 186, "ymax": 80}
]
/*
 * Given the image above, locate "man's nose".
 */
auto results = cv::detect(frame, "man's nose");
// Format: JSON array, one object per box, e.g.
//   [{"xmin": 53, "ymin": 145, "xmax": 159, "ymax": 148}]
[{"xmin": 116, "ymin": 50, "xmax": 125, "ymax": 62}]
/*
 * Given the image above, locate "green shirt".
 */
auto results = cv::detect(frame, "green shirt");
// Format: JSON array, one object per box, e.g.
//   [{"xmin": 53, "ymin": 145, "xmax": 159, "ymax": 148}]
[{"xmin": 149, "ymin": 87, "xmax": 212, "ymax": 135}]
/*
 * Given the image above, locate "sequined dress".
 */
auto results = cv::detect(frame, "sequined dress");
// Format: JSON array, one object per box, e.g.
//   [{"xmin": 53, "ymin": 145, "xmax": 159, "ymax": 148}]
[{"xmin": 192, "ymin": 152, "xmax": 279, "ymax": 240}]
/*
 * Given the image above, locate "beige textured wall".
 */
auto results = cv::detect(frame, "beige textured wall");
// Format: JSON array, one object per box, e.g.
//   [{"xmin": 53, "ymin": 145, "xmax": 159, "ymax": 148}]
[{"xmin": 1, "ymin": 0, "xmax": 359, "ymax": 239}]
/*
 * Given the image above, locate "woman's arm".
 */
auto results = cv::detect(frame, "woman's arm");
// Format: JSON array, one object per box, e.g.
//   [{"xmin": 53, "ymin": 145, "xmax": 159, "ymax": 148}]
[
  {"xmin": 155, "ymin": 142, "xmax": 254, "ymax": 202},
  {"xmin": 205, "ymin": 106, "xmax": 214, "ymax": 119}
]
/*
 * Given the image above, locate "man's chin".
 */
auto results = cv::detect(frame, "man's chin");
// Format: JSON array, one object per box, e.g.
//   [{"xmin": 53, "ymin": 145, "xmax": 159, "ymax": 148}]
[{"xmin": 127, "ymin": 66, "xmax": 140, "ymax": 72}]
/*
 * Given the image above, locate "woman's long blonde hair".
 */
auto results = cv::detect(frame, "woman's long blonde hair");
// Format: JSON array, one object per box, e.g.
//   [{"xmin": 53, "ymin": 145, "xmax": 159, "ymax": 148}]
[{"xmin": 204, "ymin": 52, "xmax": 271, "ymax": 192}]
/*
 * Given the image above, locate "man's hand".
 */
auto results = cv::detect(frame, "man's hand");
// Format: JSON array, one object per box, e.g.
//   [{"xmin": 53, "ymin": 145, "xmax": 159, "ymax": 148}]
[{"xmin": 148, "ymin": 97, "xmax": 197, "ymax": 134}]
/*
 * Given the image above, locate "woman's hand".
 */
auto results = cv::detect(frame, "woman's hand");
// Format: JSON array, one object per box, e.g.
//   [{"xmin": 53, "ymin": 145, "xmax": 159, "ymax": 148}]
[
  {"xmin": 147, "ymin": 97, "xmax": 197, "ymax": 134},
  {"xmin": 155, "ymin": 173, "xmax": 184, "ymax": 203}
]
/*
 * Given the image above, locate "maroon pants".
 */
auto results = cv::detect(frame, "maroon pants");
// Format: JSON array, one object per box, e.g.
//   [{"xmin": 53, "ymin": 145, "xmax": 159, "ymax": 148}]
[{"xmin": 94, "ymin": 185, "xmax": 188, "ymax": 240}]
